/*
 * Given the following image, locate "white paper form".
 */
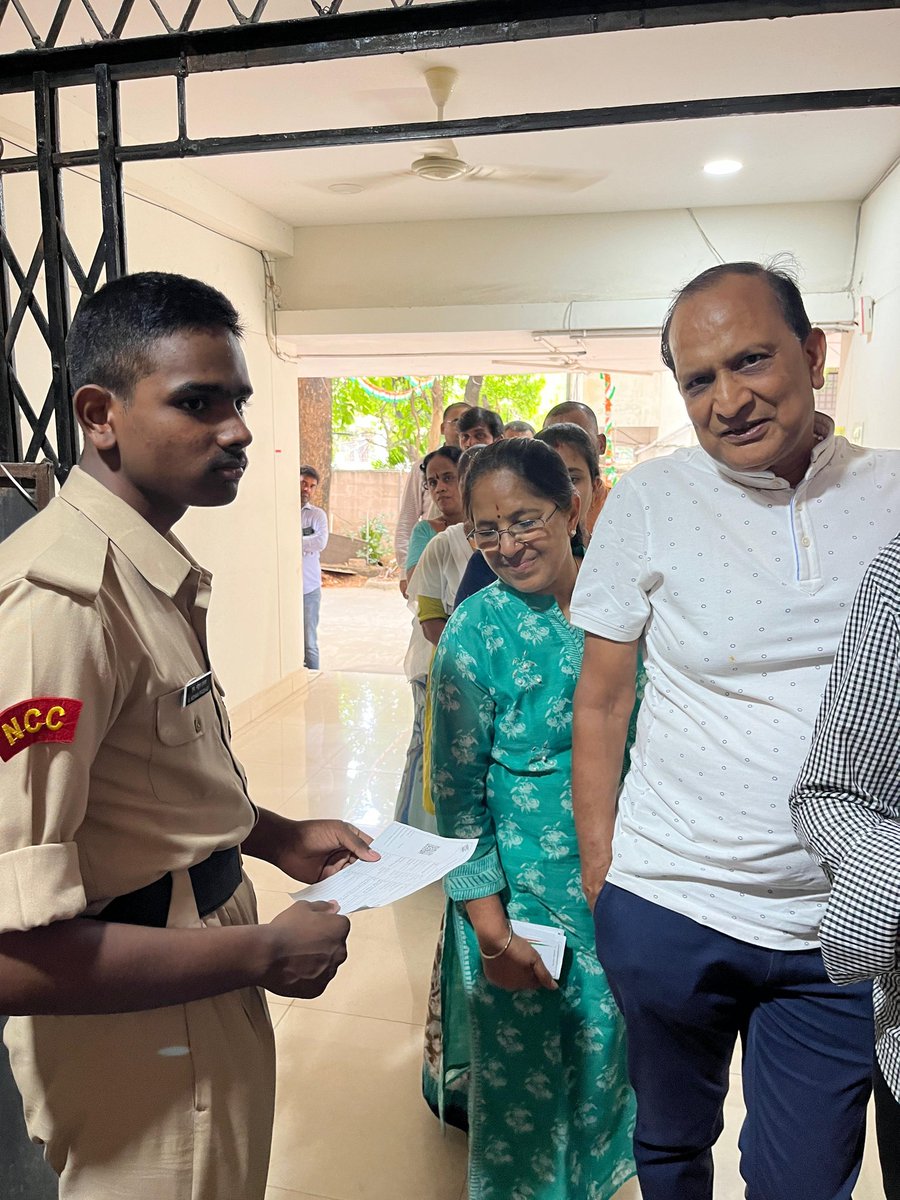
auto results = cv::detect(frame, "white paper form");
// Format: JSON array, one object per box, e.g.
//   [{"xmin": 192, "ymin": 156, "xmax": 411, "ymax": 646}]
[{"xmin": 291, "ymin": 821, "xmax": 477, "ymax": 914}]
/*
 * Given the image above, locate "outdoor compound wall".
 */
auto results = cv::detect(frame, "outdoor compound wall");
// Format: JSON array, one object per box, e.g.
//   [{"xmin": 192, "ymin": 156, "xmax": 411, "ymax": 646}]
[
  {"xmin": 0, "ymin": 94, "xmax": 303, "ymax": 714},
  {"xmin": 329, "ymin": 469, "xmax": 406, "ymax": 555}
]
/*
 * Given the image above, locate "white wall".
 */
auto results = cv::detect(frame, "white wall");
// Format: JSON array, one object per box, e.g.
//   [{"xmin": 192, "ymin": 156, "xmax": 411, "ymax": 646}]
[
  {"xmin": 0, "ymin": 99, "xmax": 303, "ymax": 711},
  {"xmin": 835, "ymin": 164, "xmax": 900, "ymax": 449},
  {"xmin": 277, "ymin": 202, "xmax": 858, "ymax": 336}
]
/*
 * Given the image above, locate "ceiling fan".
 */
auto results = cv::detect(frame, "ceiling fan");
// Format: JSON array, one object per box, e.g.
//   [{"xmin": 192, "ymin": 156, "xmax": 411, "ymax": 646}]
[{"xmin": 324, "ymin": 68, "xmax": 606, "ymax": 193}]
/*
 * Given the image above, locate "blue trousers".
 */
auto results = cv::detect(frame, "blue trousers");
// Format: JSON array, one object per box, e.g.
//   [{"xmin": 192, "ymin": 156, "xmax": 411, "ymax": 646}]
[
  {"xmin": 303, "ymin": 587, "xmax": 321, "ymax": 670},
  {"xmin": 594, "ymin": 884, "xmax": 873, "ymax": 1200}
]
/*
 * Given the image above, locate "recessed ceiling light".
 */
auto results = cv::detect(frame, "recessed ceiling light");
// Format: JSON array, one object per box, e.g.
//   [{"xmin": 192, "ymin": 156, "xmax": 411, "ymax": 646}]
[
  {"xmin": 704, "ymin": 159, "xmax": 743, "ymax": 176},
  {"xmin": 328, "ymin": 182, "xmax": 364, "ymax": 195}
]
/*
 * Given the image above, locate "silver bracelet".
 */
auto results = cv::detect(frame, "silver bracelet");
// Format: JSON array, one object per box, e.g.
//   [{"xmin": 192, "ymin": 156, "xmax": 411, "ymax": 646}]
[{"xmin": 479, "ymin": 921, "xmax": 513, "ymax": 960}]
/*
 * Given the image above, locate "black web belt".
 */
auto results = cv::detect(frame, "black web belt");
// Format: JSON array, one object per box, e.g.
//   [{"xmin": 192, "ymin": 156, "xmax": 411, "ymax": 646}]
[{"xmin": 90, "ymin": 846, "xmax": 242, "ymax": 928}]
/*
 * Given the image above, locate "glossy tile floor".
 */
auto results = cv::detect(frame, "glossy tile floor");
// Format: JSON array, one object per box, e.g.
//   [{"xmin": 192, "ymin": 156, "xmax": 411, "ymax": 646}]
[{"xmin": 236, "ymin": 670, "xmax": 886, "ymax": 1200}]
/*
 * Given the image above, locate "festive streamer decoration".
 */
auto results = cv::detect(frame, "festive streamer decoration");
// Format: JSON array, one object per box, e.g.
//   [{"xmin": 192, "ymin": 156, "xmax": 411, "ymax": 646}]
[
  {"xmin": 358, "ymin": 376, "xmax": 436, "ymax": 403},
  {"xmin": 600, "ymin": 372, "xmax": 619, "ymax": 485}
]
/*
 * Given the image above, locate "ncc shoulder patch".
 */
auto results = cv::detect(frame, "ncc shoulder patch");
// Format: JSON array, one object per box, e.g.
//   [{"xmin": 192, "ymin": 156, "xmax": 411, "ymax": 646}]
[{"xmin": 0, "ymin": 697, "xmax": 84, "ymax": 763}]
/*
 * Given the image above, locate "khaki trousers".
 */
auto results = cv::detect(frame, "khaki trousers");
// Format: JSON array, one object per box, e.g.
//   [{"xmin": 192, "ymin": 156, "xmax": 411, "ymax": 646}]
[{"xmin": 5, "ymin": 875, "xmax": 276, "ymax": 1200}]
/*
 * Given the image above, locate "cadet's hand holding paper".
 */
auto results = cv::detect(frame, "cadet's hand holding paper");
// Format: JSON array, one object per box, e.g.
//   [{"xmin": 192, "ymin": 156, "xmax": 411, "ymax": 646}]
[{"xmin": 291, "ymin": 822, "xmax": 477, "ymax": 913}]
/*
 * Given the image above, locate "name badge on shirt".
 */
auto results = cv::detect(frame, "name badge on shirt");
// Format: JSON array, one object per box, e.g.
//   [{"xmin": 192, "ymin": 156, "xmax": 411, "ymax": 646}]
[{"xmin": 182, "ymin": 672, "xmax": 213, "ymax": 708}]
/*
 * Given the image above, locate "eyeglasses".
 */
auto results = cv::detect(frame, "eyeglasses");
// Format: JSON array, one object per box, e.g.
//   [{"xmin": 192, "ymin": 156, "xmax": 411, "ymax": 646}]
[{"xmin": 470, "ymin": 505, "xmax": 559, "ymax": 550}]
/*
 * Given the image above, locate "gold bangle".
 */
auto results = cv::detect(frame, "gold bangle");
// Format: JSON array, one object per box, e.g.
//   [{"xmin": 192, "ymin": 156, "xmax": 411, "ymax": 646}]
[{"xmin": 479, "ymin": 921, "xmax": 513, "ymax": 960}]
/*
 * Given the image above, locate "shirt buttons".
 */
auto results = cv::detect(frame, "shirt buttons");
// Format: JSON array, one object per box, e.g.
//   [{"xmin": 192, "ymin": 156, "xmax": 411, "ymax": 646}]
[
  {"xmin": 194, "ymin": 717, "xmax": 203, "ymax": 733},
  {"xmin": 801, "ymin": 536, "xmax": 811, "ymax": 548}
]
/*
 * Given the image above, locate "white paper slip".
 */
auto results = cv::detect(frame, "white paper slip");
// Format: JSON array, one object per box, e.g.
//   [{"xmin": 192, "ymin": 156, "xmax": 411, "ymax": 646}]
[
  {"xmin": 510, "ymin": 919, "xmax": 567, "ymax": 981},
  {"xmin": 291, "ymin": 821, "xmax": 477, "ymax": 914}
]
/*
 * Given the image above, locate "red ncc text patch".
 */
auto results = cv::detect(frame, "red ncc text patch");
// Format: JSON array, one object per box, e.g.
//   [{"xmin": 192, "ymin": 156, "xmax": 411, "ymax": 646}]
[{"xmin": 0, "ymin": 697, "xmax": 83, "ymax": 763}]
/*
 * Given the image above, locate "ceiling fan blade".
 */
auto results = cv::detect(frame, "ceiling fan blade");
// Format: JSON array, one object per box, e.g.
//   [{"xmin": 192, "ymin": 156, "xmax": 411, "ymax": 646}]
[{"xmin": 465, "ymin": 166, "xmax": 606, "ymax": 193}]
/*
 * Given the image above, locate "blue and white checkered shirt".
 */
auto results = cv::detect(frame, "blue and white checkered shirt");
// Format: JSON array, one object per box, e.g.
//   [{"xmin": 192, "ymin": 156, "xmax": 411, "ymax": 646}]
[{"xmin": 790, "ymin": 533, "xmax": 900, "ymax": 1101}]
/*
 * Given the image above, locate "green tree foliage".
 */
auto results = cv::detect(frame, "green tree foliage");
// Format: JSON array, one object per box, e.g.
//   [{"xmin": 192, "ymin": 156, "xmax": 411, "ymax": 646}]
[{"xmin": 332, "ymin": 375, "xmax": 546, "ymax": 468}]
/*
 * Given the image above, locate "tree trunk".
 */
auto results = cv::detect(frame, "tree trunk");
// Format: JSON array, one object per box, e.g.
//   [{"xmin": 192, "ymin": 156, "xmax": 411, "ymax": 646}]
[
  {"xmin": 427, "ymin": 378, "xmax": 444, "ymax": 452},
  {"xmin": 465, "ymin": 375, "xmax": 484, "ymax": 405},
  {"xmin": 297, "ymin": 377, "xmax": 333, "ymax": 510}
]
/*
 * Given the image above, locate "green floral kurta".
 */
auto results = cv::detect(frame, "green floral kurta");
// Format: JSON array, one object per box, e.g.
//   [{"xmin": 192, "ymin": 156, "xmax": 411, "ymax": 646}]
[{"xmin": 430, "ymin": 581, "xmax": 636, "ymax": 1200}]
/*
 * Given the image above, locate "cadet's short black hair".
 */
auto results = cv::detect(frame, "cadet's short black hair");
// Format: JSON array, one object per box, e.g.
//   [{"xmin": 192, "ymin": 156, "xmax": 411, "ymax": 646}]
[
  {"xmin": 458, "ymin": 406, "xmax": 504, "ymax": 440},
  {"xmin": 67, "ymin": 271, "xmax": 244, "ymax": 398},
  {"xmin": 505, "ymin": 420, "xmax": 536, "ymax": 436},
  {"xmin": 660, "ymin": 261, "xmax": 812, "ymax": 375},
  {"xmin": 300, "ymin": 465, "xmax": 320, "ymax": 482}
]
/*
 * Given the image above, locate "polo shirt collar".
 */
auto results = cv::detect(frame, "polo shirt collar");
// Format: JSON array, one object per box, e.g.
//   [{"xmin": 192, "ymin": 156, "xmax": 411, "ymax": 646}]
[
  {"xmin": 60, "ymin": 466, "xmax": 198, "ymax": 598},
  {"xmin": 708, "ymin": 412, "xmax": 836, "ymax": 492}
]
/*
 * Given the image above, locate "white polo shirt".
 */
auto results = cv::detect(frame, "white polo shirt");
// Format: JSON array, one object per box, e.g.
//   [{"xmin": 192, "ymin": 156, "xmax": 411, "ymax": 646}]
[{"xmin": 570, "ymin": 416, "xmax": 900, "ymax": 948}]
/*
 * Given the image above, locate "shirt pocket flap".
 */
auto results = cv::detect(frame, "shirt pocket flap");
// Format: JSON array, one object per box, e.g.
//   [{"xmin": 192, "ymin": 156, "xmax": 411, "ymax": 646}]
[{"xmin": 155, "ymin": 687, "xmax": 212, "ymax": 747}]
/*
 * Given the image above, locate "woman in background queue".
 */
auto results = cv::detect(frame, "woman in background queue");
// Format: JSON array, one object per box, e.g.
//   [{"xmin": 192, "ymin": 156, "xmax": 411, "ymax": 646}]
[{"xmin": 394, "ymin": 445, "xmax": 464, "ymax": 832}]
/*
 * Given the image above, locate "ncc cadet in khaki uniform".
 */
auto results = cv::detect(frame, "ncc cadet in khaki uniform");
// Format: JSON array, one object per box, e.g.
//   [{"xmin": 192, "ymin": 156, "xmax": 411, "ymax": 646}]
[{"xmin": 0, "ymin": 272, "xmax": 376, "ymax": 1200}]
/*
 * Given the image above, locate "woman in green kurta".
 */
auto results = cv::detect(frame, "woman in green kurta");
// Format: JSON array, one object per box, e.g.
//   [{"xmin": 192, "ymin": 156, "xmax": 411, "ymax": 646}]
[{"xmin": 430, "ymin": 438, "xmax": 637, "ymax": 1200}]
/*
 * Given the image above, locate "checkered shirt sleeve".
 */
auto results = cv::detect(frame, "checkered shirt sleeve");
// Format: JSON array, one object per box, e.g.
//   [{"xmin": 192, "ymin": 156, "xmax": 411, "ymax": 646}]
[{"xmin": 790, "ymin": 535, "xmax": 900, "ymax": 1096}]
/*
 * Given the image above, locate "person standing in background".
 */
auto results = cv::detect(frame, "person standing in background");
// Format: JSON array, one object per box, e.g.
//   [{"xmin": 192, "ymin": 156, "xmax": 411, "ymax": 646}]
[
  {"xmin": 300, "ymin": 466, "xmax": 328, "ymax": 671},
  {"xmin": 542, "ymin": 401, "xmax": 609, "ymax": 530},
  {"xmin": 395, "ymin": 402, "xmax": 470, "ymax": 599}
]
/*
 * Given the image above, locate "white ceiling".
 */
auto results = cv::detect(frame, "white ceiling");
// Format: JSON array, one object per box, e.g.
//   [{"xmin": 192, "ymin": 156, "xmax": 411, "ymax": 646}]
[{"xmin": 105, "ymin": 9, "xmax": 900, "ymax": 227}]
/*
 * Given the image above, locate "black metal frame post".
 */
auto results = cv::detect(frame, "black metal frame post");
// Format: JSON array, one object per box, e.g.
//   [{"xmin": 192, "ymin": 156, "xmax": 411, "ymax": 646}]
[
  {"xmin": 33, "ymin": 70, "xmax": 77, "ymax": 472},
  {"xmin": 0, "ymin": 179, "xmax": 22, "ymax": 463},
  {"xmin": 95, "ymin": 64, "xmax": 127, "ymax": 282}
]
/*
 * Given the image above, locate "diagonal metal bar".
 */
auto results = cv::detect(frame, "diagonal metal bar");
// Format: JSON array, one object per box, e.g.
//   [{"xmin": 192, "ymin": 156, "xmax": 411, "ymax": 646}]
[
  {"xmin": 83, "ymin": 236, "xmax": 108, "ymax": 294},
  {"xmin": 66, "ymin": 240, "xmax": 107, "ymax": 336},
  {"xmin": 78, "ymin": 0, "xmax": 109, "ymax": 39},
  {"xmin": 1, "ymin": 237, "xmax": 52, "ymax": 351},
  {"xmin": 225, "ymin": 0, "xmax": 251, "ymax": 23},
  {"xmin": 147, "ymin": 0, "xmax": 175, "ymax": 34},
  {"xmin": 24, "ymin": 380, "xmax": 63, "ymax": 464},
  {"xmin": 59, "ymin": 226, "xmax": 90, "ymax": 295},
  {"xmin": 250, "ymin": 0, "xmax": 271, "ymax": 19},
  {"xmin": 179, "ymin": 0, "xmax": 202, "ymax": 32},
  {"xmin": 111, "ymin": 0, "xmax": 138, "ymax": 39},
  {"xmin": 9, "ymin": 0, "xmax": 42, "ymax": 47},
  {"xmin": 46, "ymin": 0, "xmax": 74, "ymax": 48},
  {"xmin": 9, "ymin": 370, "xmax": 44, "ymax": 442}
]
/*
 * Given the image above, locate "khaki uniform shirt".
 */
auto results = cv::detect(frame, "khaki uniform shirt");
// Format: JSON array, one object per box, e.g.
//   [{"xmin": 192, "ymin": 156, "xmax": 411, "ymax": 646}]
[{"xmin": 0, "ymin": 466, "xmax": 256, "ymax": 933}]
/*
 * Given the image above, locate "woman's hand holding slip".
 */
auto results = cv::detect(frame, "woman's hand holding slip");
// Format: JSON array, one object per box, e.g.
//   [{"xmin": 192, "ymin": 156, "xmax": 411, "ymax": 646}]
[{"xmin": 481, "ymin": 932, "xmax": 558, "ymax": 992}]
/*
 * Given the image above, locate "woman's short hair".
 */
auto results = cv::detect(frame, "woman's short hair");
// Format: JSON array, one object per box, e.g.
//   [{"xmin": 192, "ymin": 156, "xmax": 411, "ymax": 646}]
[{"xmin": 420, "ymin": 445, "xmax": 463, "ymax": 475}]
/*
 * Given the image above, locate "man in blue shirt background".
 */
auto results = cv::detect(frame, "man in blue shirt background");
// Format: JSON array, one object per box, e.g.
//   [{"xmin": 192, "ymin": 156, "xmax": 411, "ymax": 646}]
[{"xmin": 300, "ymin": 466, "xmax": 328, "ymax": 670}]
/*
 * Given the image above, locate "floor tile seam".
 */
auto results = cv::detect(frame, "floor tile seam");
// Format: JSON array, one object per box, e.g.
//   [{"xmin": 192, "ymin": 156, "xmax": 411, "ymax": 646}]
[{"xmin": 266, "ymin": 1186, "xmax": 345, "ymax": 1200}]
